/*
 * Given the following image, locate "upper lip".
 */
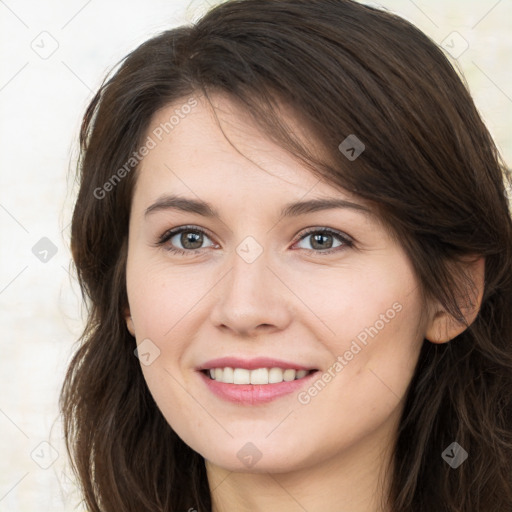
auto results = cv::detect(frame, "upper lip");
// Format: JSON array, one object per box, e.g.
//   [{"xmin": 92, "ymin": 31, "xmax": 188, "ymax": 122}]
[{"xmin": 196, "ymin": 357, "xmax": 317, "ymax": 371}]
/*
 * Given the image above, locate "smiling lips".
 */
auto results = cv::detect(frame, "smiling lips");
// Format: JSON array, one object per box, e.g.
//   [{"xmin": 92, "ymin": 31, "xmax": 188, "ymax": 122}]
[{"xmin": 197, "ymin": 356, "xmax": 319, "ymax": 404}]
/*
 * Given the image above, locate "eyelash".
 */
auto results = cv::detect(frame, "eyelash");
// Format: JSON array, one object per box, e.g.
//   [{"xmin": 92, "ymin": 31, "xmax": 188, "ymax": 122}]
[{"xmin": 155, "ymin": 225, "xmax": 354, "ymax": 257}]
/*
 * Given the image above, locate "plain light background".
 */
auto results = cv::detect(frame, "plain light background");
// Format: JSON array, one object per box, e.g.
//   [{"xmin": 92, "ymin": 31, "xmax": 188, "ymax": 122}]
[{"xmin": 0, "ymin": 0, "xmax": 510, "ymax": 510}]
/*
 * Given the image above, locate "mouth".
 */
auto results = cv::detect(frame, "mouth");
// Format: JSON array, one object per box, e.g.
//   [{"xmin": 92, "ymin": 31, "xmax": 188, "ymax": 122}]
[
  {"xmin": 201, "ymin": 367, "xmax": 318, "ymax": 385},
  {"xmin": 196, "ymin": 357, "xmax": 320, "ymax": 404},
  {"xmin": 198, "ymin": 366, "xmax": 320, "ymax": 405}
]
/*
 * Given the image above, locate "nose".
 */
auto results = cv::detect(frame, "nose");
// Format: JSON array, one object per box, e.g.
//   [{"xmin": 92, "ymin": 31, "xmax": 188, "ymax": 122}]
[{"xmin": 209, "ymin": 247, "xmax": 293, "ymax": 338}]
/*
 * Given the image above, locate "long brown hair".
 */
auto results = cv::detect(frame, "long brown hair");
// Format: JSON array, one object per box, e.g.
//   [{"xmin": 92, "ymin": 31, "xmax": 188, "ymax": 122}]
[{"xmin": 60, "ymin": 1, "xmax": 512, "ymax": 510}]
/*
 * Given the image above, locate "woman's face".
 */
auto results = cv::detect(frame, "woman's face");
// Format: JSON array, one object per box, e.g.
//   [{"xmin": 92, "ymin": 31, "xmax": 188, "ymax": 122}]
[{"xmin": 124, "ymin": 93, "xmax": 428, "ymax": 474}]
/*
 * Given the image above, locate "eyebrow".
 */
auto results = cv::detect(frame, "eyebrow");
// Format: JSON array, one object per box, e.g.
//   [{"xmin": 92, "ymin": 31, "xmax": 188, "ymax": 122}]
[{"xmin": 144, "ymin": 194, "xmax": 372, "ymax": 220}]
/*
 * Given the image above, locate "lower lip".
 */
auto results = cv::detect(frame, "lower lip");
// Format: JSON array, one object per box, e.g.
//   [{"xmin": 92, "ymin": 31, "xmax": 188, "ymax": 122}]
[{"xmin": 198, "ymin": 370, "xmax": 318, "ymax": 405}]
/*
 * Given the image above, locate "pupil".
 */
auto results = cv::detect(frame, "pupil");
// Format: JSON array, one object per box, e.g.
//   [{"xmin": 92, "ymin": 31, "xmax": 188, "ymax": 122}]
[
  {"xmin": 182, "ymin": 232, "xmax": 202, "ymax": 249},
  {"xmin": 312, "ymin": 233, "xmax": 332, "ymax": 250}
]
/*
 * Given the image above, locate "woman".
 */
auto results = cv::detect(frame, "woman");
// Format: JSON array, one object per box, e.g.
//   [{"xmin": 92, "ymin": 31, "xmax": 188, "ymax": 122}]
[{"xmin": 60, "ymin": 0, "xmax": 512, "ymax": 510}]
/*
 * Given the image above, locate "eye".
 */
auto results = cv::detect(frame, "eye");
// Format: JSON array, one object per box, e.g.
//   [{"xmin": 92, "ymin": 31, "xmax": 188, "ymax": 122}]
[
  {"xmin": 292, "ymin": 227, "xmax": 353, "ymax": 255},
  {"xmin": 156, "ymin": 225, "xmax": 353, "ymax": 257},
  {"xmin": 156, "ymin": 225, "xmax": 216, "ymax": 256}
]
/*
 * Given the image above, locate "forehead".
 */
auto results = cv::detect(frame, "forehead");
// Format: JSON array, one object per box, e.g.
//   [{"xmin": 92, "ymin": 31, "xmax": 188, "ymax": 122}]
[{"xmin": 133, "ymin": 93, "xmax": 364, "ymax": 209}]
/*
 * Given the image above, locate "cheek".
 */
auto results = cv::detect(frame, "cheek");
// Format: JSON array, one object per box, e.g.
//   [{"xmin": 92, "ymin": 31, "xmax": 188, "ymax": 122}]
[
  {"xmin": 126, "ymin": 263, "xmax": 202, "ymax": 423},
  {"xmin": 305, "ymin": 260, "xmax": 421, "ymax": 345},
  {"xmin": 304, "ymin": 258, "xmax": 425, "ymax": 394},
  {"xmin": 126, "ymin": 254, "xmax": 207, "ymax": 339},
  {"xmin": 126, "ymin": 258, "xmax": 217, "ymax": 402}
]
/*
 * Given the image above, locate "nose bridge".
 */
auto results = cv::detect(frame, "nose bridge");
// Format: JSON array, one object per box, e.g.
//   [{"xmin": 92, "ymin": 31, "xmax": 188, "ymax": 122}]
[
  {"xmin": 231, "ymin": 238, "xmax": 269, "ymax": 297},
  {"xmin": 210, "ymin": 237, "xmax": 292, "ymax": 335}
]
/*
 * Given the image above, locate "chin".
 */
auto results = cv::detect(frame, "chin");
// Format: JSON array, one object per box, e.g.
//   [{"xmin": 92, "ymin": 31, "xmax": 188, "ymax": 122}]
[{"xmin": 198, "ymin": 438, "xmax": 314, "ymax": 474}]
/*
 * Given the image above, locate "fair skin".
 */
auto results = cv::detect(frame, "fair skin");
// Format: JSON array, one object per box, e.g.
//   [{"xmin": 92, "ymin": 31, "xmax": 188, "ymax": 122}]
[{"xmin": 124, "ymin": 93, "xmax": 483, "ymax": 512}]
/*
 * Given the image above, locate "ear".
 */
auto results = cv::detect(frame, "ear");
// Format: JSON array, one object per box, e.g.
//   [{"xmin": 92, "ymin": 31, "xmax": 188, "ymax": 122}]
[
  {"xmin": 424, "ymin": 256, "xmax": 485, "ymax": 343},
  {"xmin": 124, "ymin": 306, "xmax": 136, "ymax": 337}
]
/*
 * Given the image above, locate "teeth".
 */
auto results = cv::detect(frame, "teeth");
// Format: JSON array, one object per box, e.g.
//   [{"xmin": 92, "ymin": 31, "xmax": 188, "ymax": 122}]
[
  {"xmin": 206, "ymin": 367, "xmax": 311, "ymax": 384},
  {"xmin": 234, "ymin": 368, "xmax": 251, "ymax": 384},
  {"xmin": 250, "ymin": 368, "xmax": 268, "ymax": 385},
  {"xmin": 222, "ymin": 367, "xmax": 234, "ymax": 383}
]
